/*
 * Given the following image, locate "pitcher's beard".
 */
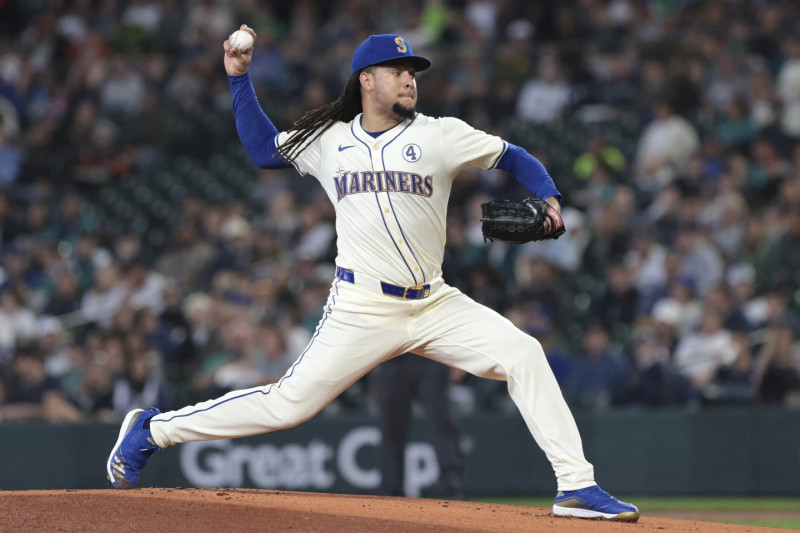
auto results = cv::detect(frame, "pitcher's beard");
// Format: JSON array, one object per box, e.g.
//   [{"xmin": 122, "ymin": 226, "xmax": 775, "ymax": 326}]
[{"xmin": 393, "ymin": 102, "xmax": 416, "ymax": 120}]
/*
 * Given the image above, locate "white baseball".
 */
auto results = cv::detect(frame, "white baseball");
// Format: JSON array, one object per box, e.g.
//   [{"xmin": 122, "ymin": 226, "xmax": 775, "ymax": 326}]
[{"xmin": 229, "ymin": 30, "xmax": 254, "ymax": 52}]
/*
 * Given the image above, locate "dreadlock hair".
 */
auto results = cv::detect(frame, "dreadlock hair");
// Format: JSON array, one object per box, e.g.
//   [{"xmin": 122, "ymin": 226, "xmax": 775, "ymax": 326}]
[{"xmin": 276, "ymin": 69, "xmax": 368, "ymax": 165}]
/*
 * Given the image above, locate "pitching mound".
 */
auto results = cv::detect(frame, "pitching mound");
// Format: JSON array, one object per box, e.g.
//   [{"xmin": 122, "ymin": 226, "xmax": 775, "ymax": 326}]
[{"xmin": 0, "ymin": 488, "xmax": 787, "ymax": 532}]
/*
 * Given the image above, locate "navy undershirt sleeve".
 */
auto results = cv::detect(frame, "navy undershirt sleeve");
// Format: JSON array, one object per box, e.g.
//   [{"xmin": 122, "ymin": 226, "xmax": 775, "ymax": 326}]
[
  {"xmin": 496, "ymin": 143, "xmax": 562, "ymax": 203},
  {"xmin": 228, "ymin": 72, "xmax": 289, "ymax": 169}
]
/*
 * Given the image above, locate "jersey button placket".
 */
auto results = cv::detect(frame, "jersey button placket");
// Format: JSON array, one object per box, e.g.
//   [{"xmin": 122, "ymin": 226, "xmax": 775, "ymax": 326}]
[{"xmin": 373, "ymin": 148, "xmax": 416, "ymax": 283}]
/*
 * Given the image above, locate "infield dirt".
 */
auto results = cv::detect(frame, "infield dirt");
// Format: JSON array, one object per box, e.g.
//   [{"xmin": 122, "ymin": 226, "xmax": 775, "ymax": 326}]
[{"xmin": 0, "ymin": 488, "xmax": 791, "ymax": 532}]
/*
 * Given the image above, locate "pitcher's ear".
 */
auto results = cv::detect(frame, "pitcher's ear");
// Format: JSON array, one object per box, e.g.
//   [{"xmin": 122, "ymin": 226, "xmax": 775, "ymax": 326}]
[{"xmin": 359, "ymin": 70, "xmax": 372, "ymax": 90}]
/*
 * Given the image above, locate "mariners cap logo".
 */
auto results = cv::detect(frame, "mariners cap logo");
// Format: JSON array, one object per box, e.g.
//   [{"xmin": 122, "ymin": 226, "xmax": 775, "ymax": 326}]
[{"xmin": 350, "ymin": 34, "xmax": 432, "ymax": 74}]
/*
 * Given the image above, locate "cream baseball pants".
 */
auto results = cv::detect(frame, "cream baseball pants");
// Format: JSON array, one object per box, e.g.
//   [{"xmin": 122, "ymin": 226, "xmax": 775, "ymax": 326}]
[{"xmin": 150, "ymin": 273, "xmax": 595, "ymax": 490}]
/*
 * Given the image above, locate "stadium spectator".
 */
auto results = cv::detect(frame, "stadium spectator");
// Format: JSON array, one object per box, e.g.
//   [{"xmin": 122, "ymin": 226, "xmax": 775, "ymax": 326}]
[
  {"xmin": 634, "ymin": 96, "xmax": 700, "ymax": 194},
  {"xmin": 709, "ymin": 191, "xmax": 748, "ymax": 260},
  {"xmin": 616, "ymin": 324, "xmax": 688, "ymax": 407},
  {"xmin": 776, "ymin": 35, "xmax": 800, "ymax": 139},
  {"xmin": 673, "ymin": 308, "xmax": 738, "ymax": 396},
  {"xmin": 0, "ymin": 128, "xmax": 21, "ymax": 189},
  {"xmin": 704, "ymin": 332, "xmax": 755, "ymax": 405},
  {"xmin": 593, "ymin": 263, "xmax": 639, "ymax": 337},
  {"xmin": 42, "ymin": 271, "xmax": 81, "ymax": 317},
  {"xmin": 0, "ymin": 344, "xmax": 84, "ymax": 422},
  {"xmin": 80, "ymin": 263, "xmax": 126, "ymax": 328},
  {"xmin": 754, "ymin": 323, "xmax": 800, "ymax": 406},
  {"xmin": 110, "ymin": 335, "xmax": 176, "ymax": 419},
  {"xmin": 70, "ymin": 348, "xmax": 117, "ymax": 421},
  {"xmin": 674, "ymin": 223, "xmax": 724, "ymax": 298},
  {"xmin": 724, "ymin": 263, "xmax": 765, "ymax": 333},
  {"xmin": 580, "ymin": 203, "xmax": 631, "ymax": 279},
  {"xmin": 762, "ymin": 206, "xmax": 800, "ymax": 293},
  {"xmin": 0, "ymin": 287, "xmax": 37, "ymax": 358},
  {"xmin": 566, "ymin": 323, "xmax": 627, "ymax": 410},
  {"xmin": 155, "ymin": 222, "xmax": 218, "ymax": 290},
  {"xmin": 624, "ymin": 228, "xmax": 667, "ymax": 314},
  {"xmin": 515, "ymin": 55, "xmax": 572, "ymax": 123}
]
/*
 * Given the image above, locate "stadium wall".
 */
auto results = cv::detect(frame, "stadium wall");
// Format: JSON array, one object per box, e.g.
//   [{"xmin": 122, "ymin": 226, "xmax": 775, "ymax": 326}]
[{"xmin": 1, "ymin": 408, "xmax": 797, "ymax": 496}]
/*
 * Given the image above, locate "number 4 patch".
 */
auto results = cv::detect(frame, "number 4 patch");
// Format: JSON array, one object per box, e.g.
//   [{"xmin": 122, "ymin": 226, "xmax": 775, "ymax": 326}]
[{"xmin": 402, "ymin": 143, "xmax": 421, "ymax": 162}]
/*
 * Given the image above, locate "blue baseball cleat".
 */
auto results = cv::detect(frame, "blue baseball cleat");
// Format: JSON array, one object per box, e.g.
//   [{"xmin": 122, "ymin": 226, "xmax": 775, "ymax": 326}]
[
  {"xmin": 553, "ymin": 485, "xmax": 640, "ymax": 522},
  {"xmin": 106, "ymin": 408, "xmax": 161, "ymax": 489}
]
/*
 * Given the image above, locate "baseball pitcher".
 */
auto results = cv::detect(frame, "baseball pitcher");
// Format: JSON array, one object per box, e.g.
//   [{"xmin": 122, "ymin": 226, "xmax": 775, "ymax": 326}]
[{"xmin": 107, "ymin": 26, "xmax": 639, "ymax": 522}]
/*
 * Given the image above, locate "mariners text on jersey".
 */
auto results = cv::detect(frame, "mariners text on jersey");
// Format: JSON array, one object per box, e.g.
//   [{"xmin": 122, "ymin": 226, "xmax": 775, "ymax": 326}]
[{"xmin": 333, "ymin": 170, "xmax": 434, "ymax": 201}]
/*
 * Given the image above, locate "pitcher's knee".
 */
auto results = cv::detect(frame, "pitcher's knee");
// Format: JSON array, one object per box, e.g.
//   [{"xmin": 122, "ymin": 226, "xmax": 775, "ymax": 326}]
[
  {"xmin": 500, "ymin": 337, "xmax": 550, "ymax": 374},
  {"xmin": 265, "ymin": 388, "xmax": 329, "ymax": 430},
  {"xmin": 269, "ymin": 399, "xmax": 323, "ymax": 429},
  {"xmin": 502, "ymin": 334, "xmax": 546, "ymax": 359}
]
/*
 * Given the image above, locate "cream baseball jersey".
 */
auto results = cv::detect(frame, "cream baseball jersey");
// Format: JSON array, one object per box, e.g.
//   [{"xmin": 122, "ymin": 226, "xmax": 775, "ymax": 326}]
[{"xmin": 277, "ymin": 114, "xmax": 507, "ymax": 286}]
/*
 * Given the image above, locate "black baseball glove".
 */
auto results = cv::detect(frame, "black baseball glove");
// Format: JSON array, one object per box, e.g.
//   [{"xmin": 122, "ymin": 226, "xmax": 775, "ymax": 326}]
[{"xmin": 480, "ymin": 198, "xmax": 566, "ymax": 244}]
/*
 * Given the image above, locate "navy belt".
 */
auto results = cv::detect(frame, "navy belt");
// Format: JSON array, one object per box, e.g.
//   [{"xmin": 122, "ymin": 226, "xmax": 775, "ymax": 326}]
[{"xmin": 336, "ymin": 267, "xmax": 431, "ymax": 300}]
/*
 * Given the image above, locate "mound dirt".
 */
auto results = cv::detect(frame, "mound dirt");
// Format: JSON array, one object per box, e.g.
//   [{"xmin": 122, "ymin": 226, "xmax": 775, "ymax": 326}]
[{"xmin": 0, "ymin": 488, "xmax": 788, "ymax": 532}]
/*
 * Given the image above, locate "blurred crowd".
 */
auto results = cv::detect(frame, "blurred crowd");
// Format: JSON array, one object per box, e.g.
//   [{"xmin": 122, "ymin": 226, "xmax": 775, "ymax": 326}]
[{"xmin": 1, "ymin": 0, "xmax": 800, "ymax": 424}]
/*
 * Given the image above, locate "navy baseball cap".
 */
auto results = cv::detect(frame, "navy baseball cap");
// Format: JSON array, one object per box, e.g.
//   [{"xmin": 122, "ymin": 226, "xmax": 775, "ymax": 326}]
[{"xmin": 350, "ymin": 34, "xmax": 432, "ymax": 74}]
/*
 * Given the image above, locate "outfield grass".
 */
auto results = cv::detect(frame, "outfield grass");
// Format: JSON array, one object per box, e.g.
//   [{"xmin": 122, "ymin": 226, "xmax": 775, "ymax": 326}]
[
  {"xmin": 476, "ymin": 496, "xmax": 800, "ymax": 530},
  {"xmin": 625, "ymin": 496, "xmax": 800, "ymax": 512},
  {"xmin": 735, "ymin": 520, "xmax": 800, "ymax": 530}
]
